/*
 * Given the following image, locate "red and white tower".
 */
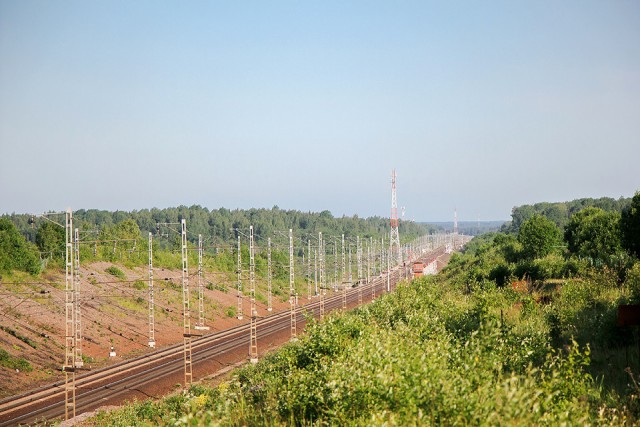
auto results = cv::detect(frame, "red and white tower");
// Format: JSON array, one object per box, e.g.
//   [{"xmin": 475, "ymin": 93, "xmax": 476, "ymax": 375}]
[{"xmin": 390, "ymin": 169, "xmax": 401, "ymax": 265}]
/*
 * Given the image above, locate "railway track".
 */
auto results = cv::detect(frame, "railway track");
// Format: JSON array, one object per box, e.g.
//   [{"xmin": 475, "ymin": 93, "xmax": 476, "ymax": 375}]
[{"xmin": 0, "ymin": 249, "xmax": 442, "ymax": 426}]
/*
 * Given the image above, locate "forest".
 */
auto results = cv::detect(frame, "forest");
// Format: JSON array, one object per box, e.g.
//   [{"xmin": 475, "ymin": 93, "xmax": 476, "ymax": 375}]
[{"xmin": 0, "ymin": 206, "xmax": 434, "ymax": 276}]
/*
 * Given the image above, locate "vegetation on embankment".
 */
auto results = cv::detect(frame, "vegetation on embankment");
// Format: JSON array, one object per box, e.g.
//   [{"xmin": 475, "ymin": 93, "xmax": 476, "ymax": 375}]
[
  {"xmin": 87, "ymin": 276, "xmax": 639, "ymax": 426},
  {"xmin": 86, "ymin": 193, "xmax": 640, "ymax": 425}
]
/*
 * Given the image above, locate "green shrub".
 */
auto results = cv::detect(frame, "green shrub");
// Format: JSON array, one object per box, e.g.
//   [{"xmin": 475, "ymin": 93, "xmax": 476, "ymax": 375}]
[
  {"xmin": 133, "ymin": 280, "xmax": 146, "ymax": 290},
  {"xmin": 0, "ymin": 349, "xmax": 33, "ymax": 372},
  {"xmin": 625, "ymin": 262, "xmax": 640, "ymax": 302},
  {"xmin": 224, "ymin": 306, "xmax": 237, "ymax": 318},
  {"xmin": 105, "ymin": 265, "xmax": 126, "ymax": 280}
]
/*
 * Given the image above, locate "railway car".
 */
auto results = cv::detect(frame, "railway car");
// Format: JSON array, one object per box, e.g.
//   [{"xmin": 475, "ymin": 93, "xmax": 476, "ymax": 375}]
[{"xmin": 412, "ymin": 261, "xmax": 424, "ymax": 278}]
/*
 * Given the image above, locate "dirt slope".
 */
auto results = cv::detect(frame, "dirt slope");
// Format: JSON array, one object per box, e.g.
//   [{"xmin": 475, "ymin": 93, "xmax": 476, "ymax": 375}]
[{"xmin": 0, "ymin": 262, "xmax": 291, "ymax": 398}]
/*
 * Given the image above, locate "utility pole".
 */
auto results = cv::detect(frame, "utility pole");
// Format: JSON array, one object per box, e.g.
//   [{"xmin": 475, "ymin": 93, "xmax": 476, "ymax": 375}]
[
  {"xmin": 249, "ymin": 226, "xmax": 258, "ymax": 363},
  {"xmin": 371, "ymin": 237, "xmax": 378, "ymax": 276},
  {"xmin": 267, "ymin": 237, "xmax": 272, "ymax": 312},
  {"xmin": 63, "ymin": 209, "xmax": 76, "ymax": 420},
  {"xmin": 307, "ymin": 239, "xmax": 311, "ymax": 299},
  {"xmin": 342, "ymin": 234, "xmax": 347, "ymax": 310},
  {"xmin": 369, "ymin": 242, "xmax": 374, "ymax": 301},
  {"xmin": 387, "ymin": 243, "xmax": 391, "ymax": 293},
  {"xmin": 381, "ymin": 236, "xmax": 385, "ymax": 277},
  {"xmin": 356, "ymin": 236, "xmax": 362, "ymax": 305},
  {"xmin": 73, "ymin": 228, "xmax": 83, "ymax": 368},
  {"xmin": 390, "ymin": 169, "xmax": 401, "ymax": 266},
  {"xmin": 181, "ymin": 219, "xmax": 193, "ymax": 387},
  {"xmin": 195, "ymin": 234, "xmax": 208, "ymax": 331},
  {"xmin": 148, "ymin": 232, "xmax": 155, "ymax": 348},
  {"xmin": 237, "ymin": 235, "xmax": 243, "ymax": 320},
  {"xmin": 154, "ymin": 220, "xmax": 193, "ymax": 387},
  {"xmin": 319, "ymin": 232, "xmax": 324, "ymax": 319},
  {"xmin": 333, "ymin": 238, "xmax": 338, "ymax": 292},
  {"xmin": 314, "ymin": 248, "xmax": 318, "ymax": 296},
  {"xmin": 356, "ymin": 236, "xmax": 362, "ymax": 285},
  {"xmin": 289, "ymin": 229, "xmax": 297, "ymax": 339}
]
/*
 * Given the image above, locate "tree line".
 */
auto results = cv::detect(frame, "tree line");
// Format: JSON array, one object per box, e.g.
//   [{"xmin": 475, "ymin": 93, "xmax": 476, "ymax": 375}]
[
  {"xmin": 456, "ymin": 191, "xmax": 640, "ymax": 287},
  {"xmin": 502, "ymin": 195, "xmax": 631, "ymax": 233},
  {"xmin": 1, "ymin": 206, "xmax": 435, "ymax": 275}
]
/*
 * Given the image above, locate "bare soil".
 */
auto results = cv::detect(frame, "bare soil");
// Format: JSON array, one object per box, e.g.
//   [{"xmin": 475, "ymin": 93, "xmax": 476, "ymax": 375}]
[{"xmin": 0, "ymin": 261, "xmax": 292, "ymax": 399}]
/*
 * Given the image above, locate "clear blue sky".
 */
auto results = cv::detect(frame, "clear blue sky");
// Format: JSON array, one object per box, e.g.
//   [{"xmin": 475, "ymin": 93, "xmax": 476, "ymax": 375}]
[{"xmin": 1, "ymin": 1, "xmax": 638, "ymax": 221}]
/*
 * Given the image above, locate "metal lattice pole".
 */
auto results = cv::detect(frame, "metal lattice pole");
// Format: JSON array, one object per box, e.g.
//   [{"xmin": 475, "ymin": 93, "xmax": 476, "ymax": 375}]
[
  {"xmin": 381, "ymin": 237, "xmax": 385, "ymax": 276},
  {"xmin": 181, "ymin": 219, "xmax": 193, "ymax": 387},
  {"xmin": 369, "ymin": 242, "xmax": 375, "ymax": 301},
  {"xmin": 333, "ymin": 238, "xmax": 338, "ymax": 291},
  {"xmin": 357, "ymin": 238, "xmax": 362, "ymax": 306},
  {"xmin": 249, "ymin": 226, "xmax": 258, "ymax": 363},
  {"xmin": 307, "ymin": 239, "xmax": 312, "ymax": 299},
  {"xmin": 348, "ymin": 244, "xmax": 353, "ymax": 285},
  {"xmin": 357, "ymin": 236, "xmax": 362, "ymax": 285},
  {"xmin": 267, "ymin": 237, "xmax": 273, "ymax": 312},
  {"xmin": 314, "ymin": 248, "xmax": 318, "ymax": 297},
  {"xmin": 148, "ymin": 232, "xmax": 155, "ymax": 348},
  {"xmin": 390, "ymin": 169, "xmax": 401, "ymax": 266},
  {"xmin": 342, "ymin": 234, "xmax": 347, "ymax": 309},
  {"xmin": 74, "ymin": 228, "xmax": 83, "ymax": 368},
  {"xmin": 387, "ymin": 243, "xmax": 391, "ymax": 293},
  {"xmin": 319, "ymin": 232, "xmax": 324, "ymax": 319},
  {"xmin": 195, "ymin": 234, "xmax": 209, "ymax": 330},
  {"xmin": 237, "ymin": 235, "xmax": 243, "ymax": 320},
  {"xmin": 64, "ymin": 209, "xmax": 76, "ymax": 420},
  {"xmin": 289, "ymin": 229, "xmax": 297, "ymax": 339}
]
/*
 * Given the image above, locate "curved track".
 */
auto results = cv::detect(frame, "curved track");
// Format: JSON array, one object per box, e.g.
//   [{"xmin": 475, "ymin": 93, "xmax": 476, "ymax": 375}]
[{"xmin": 0, "ymin": 250, "xmax": 443, "ymax": 426}]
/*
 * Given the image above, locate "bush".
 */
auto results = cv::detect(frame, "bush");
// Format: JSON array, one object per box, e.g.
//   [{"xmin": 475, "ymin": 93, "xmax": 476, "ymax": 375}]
[
  {"xmin": 105, "ymin": 265, "xmax": 126, "ymax": 280},
  {"xmin": 625, "ymin": 262, "xmax": 640, "ymax": 302}
]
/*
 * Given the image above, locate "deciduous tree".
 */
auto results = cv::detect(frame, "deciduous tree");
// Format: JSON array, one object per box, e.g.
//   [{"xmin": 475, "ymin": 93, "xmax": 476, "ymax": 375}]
[{"xmin": 517, "ymin": 215, "xmax": 561, "ymax": 260}]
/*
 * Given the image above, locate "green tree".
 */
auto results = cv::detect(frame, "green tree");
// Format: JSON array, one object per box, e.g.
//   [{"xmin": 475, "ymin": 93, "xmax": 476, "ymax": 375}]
[
  {"xmin": 0, "ymin": 218, "xmax": 41, "ymax": 274},
  {"xmin": 621, "ymin": 191, "xmax": 640, "ymax": 259},
  {"xmin": 517, "ymin": 214, "xmax": 561, "ymax": 260},
  {"xmin": 35, "ymin": 221, "xmax": 65, "ymax": 258},
  {"xmin": 564, "ymin": 207, "xmax": 624, "ymax": 264}
]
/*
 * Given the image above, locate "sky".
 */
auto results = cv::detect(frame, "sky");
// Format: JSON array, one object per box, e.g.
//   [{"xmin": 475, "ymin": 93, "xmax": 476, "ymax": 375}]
[{"xmin": 1, "ymin": 1, "xmax": 638, "ymax": 222}]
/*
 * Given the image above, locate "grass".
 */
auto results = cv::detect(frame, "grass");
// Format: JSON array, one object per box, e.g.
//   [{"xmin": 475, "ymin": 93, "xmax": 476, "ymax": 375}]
[
  {"xmin": 105, "ymin": 266, "xmax": 126, "ymax": 280},
  {"xmin": 0, "ymin": 349, "xmax": 33, "ymax": 372}
]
